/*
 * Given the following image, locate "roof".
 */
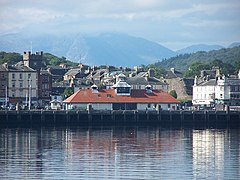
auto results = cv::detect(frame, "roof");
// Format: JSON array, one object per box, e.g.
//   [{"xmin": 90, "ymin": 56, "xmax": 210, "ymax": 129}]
[
  {"xmin": 126, "ymin": 77, "xmax": 167, "ymax": 86},
  {"xmin": 198, "ymin": 79, "xmax": 217, "ymax": 86},
  {"xmin": 65, "ymin": 69, "xmax": 82, "ymax": 76},
  {"xmin": 165, "ymin": 70, "xmax": 183, "ymax": 79},
  {"xmin": 0, "ymin": 63, "xmax": 36, "ymax": 72},
  {"xmin": 112, "ymin": 80, "xmax": 131, "ymax": 88},
  {"xmin": 64, "ymin": 89, "xmax": 180, "ymax": 104},
  {"xmin": 228, "ymin": 79, "xmax": 240, "ymax": 85}
]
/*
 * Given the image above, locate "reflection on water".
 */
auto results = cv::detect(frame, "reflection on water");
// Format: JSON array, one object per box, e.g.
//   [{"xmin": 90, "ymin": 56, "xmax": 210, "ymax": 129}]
[{"xmin": 0, "ymin": 127, "xmax": 239, "ymax": 179}]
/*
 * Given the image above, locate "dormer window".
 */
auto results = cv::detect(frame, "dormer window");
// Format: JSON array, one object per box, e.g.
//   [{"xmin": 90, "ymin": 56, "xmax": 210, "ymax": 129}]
[
  {"xmin": 145, "ymin": 85, "xmax": 153, "ymax": 94},
  {"xmin": 112, "ymin": 74, "xmax": 131, "ymax": 96}
]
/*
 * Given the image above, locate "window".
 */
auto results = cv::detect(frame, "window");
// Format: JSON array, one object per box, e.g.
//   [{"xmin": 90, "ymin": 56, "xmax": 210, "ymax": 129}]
[
  {"xmin": 20, "ymin": 82, "xmax": 23, "ymax": 88},
  {"xmin": 28, "ymin": 73, "xmax": 31, "ymax": 79},
  {"xmin": 12, "ymin": 73, "xmax": 15, "ymax": 79},
  {"xmin": 12, "ymin": 82, "xmax": 15, "ymax": 88},
  {"xmin": 19, "ymin": 73, "xmax": 22, "ymax": 79}
]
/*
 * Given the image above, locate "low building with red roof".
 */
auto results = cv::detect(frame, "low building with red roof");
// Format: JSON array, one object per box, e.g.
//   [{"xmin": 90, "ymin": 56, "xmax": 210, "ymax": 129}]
[{"xmin": 64, "ymin": 74, "xmax": 180, "ymax": 110}]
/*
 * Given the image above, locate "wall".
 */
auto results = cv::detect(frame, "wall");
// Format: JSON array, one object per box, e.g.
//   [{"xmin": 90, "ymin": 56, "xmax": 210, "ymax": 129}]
[{"xmin": 165, "ymin": 77, "xmax": 193, "ymax": 100}]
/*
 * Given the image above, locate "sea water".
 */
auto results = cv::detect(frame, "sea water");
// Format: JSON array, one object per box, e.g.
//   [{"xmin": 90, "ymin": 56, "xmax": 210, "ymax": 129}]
[{"xmin": 0, "ymin": 126, "xmax": 239, "ymax": 179}]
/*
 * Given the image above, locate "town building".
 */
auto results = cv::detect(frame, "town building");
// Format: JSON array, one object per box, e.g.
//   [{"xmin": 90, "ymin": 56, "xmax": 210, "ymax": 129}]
[
  {"xmin": 0, "ymin": 64, "xmax": 8, "ymax": 106},
  {"xmin": 47, "ymin": 66, "xmax": 69, "ymax": 82},
  {"xmin": 38, "ymin": 70, "xmax": 52, "ymax": 106},
  {"xmin": 163, "ymin": 68, "xmax": 194, "ymax": 100},
  {"xmin": 0, "ymin": 63, "xmax": 38, "ymax": 106},
  {"xmin": 23, "ymin": 51, "xmax": 53, "ymax": 106},
  {"xmin": 192, "ymin": 70, "xmax": 240, "ymax": 107},
  {"xmin": 64, "ymin": 75, "xmax": 179, "ymax": 111}
]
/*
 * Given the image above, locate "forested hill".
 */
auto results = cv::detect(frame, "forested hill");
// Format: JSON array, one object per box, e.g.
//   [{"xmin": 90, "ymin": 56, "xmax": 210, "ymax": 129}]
[{"xmin": 156, "ymin": 46, "xmax": 240, "ymax": 71}]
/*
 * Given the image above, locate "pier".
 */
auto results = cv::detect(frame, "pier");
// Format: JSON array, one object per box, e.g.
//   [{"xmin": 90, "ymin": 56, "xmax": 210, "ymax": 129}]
[{"xmin": 0, "ymin": 110, "xmax": 239, "ymax": 128}]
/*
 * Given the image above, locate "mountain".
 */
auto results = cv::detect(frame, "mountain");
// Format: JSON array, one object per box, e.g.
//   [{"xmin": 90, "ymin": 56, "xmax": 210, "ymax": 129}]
[
  {"xmin": 157, "ymin": 46, "xmax": 240, "ymax": 71},
  {"xmin": 228, "ymin": 42, "xmax": 240, "ymax": 48},
  {"xmin": 176, "ymin": 44, "xmax": 224, "ymax": 54},
  {"xmin": 0, "ymin": 33, "xmax": 176, "ymax": 67}
]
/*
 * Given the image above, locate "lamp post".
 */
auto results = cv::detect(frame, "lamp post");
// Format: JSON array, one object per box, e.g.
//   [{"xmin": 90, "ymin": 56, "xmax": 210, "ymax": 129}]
[
  {"xmin": 5, "ymin": 86, "xmax": 8, "ymax": 108},
  {"xmin": 28, "ymin": 77, "xmax": 32, "ymax": 110}
]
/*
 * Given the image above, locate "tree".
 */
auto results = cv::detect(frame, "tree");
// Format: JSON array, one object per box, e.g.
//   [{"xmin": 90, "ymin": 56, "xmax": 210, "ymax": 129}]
[
  {"xmin": 169, "ymin": 90, "xmax": 178, "ymax": 99},
  {"xmin": 63, "ymin": 87, "xmax": 74, "ymax": 99},
  {"xmin": 183, "ymin": 62, "xmax": 210, "ymax": 77},
  {"xmin": 210, "ymin": 59, "xmax": 234, "ymax": 75},
  {"xmin": 148, "ymin": 64, "xmax": 167, "ymax": 78},
  {"xmin": 0, "ymin": 51, "xmax": 22, "ymax": 64},
  {"xmin": 235, "ymin": 60, "xmax": 240, "ymax": 73}
]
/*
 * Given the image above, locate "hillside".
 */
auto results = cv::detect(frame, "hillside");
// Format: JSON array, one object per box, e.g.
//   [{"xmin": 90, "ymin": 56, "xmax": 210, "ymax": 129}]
[
  {"xmin": 0, "ymin": 33, "xmax": 176, "ymax": 67},
  {"xmin": 0, "ymin": 51, "xmax": 78, "ymax": 67},
  {"xmin": 157, "ymin": 46, "xmax": 240, "ymax": 71},
  {"xmin": 176, "ymin": 44, "xmax": 224, "ymax": 54}
]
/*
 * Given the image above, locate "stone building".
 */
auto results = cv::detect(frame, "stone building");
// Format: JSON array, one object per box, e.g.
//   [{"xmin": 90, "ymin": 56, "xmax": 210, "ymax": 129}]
[
  {"xmin": 23, "ymin": 51, "xmax": 44, "ymax": 71},
  {"xmin": 163, "ymin": 68, "xmax": 194, "ymax": 100}
]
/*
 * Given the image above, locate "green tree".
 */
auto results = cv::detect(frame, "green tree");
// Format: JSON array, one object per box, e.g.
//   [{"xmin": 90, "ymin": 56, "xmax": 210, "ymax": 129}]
[
  {"xmin": 169, "ymin": 90, "xmax": 178, "ymax": 99},
  {"xmin": 63, "ymin": 87, "xmax": 74, "ymax": 99},
  {"xmin": 0, "ymin": 51, "xmax": 22, "ymax": 64},
  {"xmin": 183, "ymin": 62, "xmax": 210, "ymax": 77},
  {"xmin": 235, "ymin": 60, "xmax": 240, "ymax": 73},
  {"xmin": 148, "ymin": 64, "xmax": 167, "ymax": 78},
  {"xmin": 209, "ymin": 59, "xmax": 234, "ymax": 75}
]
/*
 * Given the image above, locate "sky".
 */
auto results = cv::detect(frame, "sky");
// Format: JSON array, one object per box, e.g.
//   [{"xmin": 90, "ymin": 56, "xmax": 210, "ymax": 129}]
[{"xmin": 0, "ymin": 0, "xmax": 240, "ymax": 50}]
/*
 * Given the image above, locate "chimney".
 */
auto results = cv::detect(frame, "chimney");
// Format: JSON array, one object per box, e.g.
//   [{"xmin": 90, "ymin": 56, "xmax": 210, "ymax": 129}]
[
  {"xmin": 148, "ymin": 68, "xmax": 155, "ymax": 78},
  {"xmin": 194, "ymin": 76, "xmax": 198, "ymax": 86},
  {"xmin": 170, "ymin": 68, "xmax": 175, "ymax": 73},
  {"xmin": 3, "ymin": 63, "xmax": 8, "ymax": 69}
]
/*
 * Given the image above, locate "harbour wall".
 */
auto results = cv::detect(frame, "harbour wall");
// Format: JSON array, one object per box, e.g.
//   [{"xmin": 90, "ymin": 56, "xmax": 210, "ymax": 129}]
[{"xmin": 0, "ymin": 110, "xmax": 239, "ymax": 128}]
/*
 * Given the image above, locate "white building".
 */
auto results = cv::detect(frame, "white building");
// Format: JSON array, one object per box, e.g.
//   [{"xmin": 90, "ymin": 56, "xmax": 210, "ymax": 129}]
[{"xmin": 192, "ymin": 73, "xmax": 240, "ymax": 107}]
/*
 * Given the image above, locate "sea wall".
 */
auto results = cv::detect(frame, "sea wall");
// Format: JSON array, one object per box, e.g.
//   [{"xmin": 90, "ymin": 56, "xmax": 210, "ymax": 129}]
[{"xmin": 0, "ymin": 110, "xmax": 239, "ymax": 128}]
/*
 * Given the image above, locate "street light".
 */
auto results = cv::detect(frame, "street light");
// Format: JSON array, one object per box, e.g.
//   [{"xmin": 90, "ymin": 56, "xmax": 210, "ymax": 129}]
[{"xmin": 28, "ymin": 77, "xmax": 32, "ymax": 110}]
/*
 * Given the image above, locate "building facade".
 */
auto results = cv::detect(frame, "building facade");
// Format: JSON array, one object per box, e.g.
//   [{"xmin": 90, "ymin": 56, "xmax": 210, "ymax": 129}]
[
  {"xmin": 192, "ymin": 73, "xmax": 240, "ymax": 107},
  {"xmin": 1, "ymin": 63, "xmax": 38, "ymax": 105},
  {"xmin": 0, "ymin": 64, "xmax": 8, "ymax": 106}
]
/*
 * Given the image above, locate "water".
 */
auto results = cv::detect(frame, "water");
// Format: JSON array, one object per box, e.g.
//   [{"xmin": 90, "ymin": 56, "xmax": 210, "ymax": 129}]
[{"xmin": 0, "ymin": 126, "xmax": 239, "ymax": 179}]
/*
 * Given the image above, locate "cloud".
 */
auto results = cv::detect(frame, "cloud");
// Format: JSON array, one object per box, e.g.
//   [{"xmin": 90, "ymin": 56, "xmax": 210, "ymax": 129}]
[{"xmin": 0, "ymin": 0, "xmax": 239, "ymax": 49}]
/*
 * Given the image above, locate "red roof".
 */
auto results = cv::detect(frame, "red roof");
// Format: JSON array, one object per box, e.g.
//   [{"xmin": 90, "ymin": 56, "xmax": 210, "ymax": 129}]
[{"xmin": 64, "ymin": 89, "xmax": 180, "ymax": 104}]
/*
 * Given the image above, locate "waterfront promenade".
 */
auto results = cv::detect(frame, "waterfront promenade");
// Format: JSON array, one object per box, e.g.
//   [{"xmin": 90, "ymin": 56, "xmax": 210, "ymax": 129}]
[{"xmin": 0, "ymin": 110, "xmax": 239, "ymax": 127}]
